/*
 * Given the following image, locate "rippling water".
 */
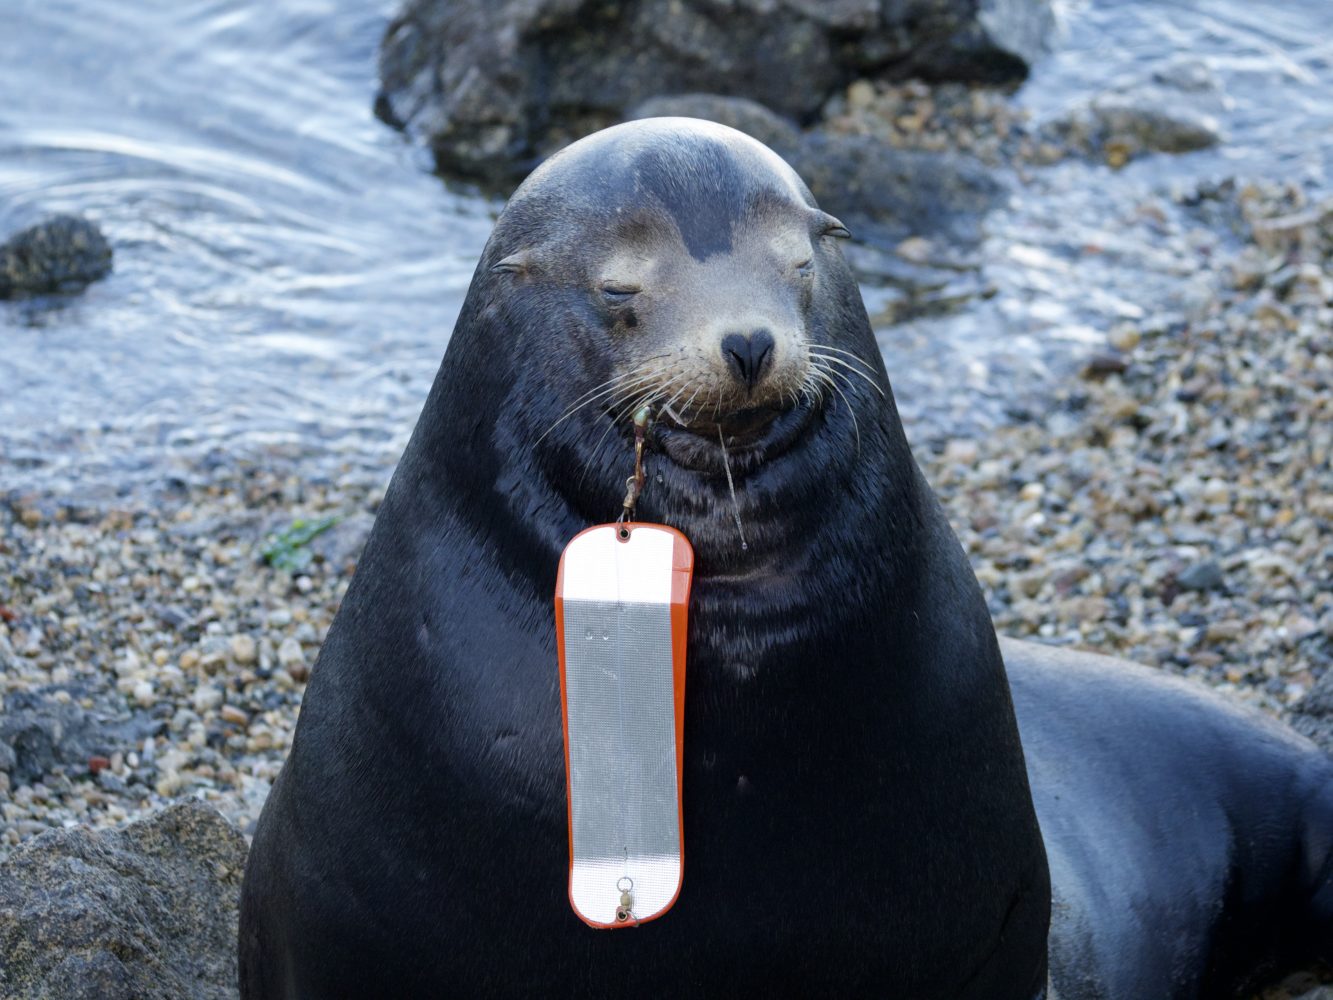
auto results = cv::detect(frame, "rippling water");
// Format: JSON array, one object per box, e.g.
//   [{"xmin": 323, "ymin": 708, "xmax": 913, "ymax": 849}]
[
  {"xmin": 2, "ymin": 0, "xmax": 1330, "ymax": 494},
  {"xmin": 879, "ymin": 0, "xmax": 1333, "ymax": 435},
  {"xmin": 1, "ymin": 0, "xmax": 494, "ymax": 495}
]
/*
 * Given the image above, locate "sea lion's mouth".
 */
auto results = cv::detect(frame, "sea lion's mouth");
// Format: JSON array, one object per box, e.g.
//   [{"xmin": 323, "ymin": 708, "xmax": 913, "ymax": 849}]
[
  {"xmin": 662, "ymin": 404, "xmax": 780, "ymax": 444},
  {"xmin": 651, "ymin": 398, "xmax": 816, "ymax": 474}
]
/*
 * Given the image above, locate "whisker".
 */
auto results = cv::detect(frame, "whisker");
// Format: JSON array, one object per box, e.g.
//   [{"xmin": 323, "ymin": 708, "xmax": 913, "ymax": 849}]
[
  {"xmin": 717, "ymin": 426, "xmax": 748, "ymax": 552},
  {"xmin": 576, "ymin": 367, "xmax": 692, "ymax": 490},
  {"xmin": 680, "ymin": 378, "xmax": 709, "ymax": 421},
  {"xmin": 660, "ymin": 374, "xmax": 696, "ymax": 419},
  {"xmin": 808, "ymin": 349, "xmax": 876, "ymax": 376},
  {"xmin": 811, "ymin": 343, "xmax": 882, "ymax": 369},
  {"xmin": 817, "ymin": 363, "xmax": 862, "ymax": 455},
  {"xmin": 808, "ymin": 350, "xmax": 885, "ymax": 398},
  {"xmin": 554, "ymin": 355, "xmax": 672, "ymax": 417},
  {"xmin": 808, "ymin": 362, "xmax": 836, "ymax": 398},
  {"xmin": 533, "ymin": 352, "xmax": 674, "ymax": 444},
  {"xmin": 534, "ymin": 374, "xmax": 654, "ymax": 445}
]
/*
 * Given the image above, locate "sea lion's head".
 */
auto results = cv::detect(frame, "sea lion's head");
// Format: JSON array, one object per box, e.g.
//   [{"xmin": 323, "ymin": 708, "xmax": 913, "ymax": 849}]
[{"xmin": 462, "ymin": 118, "xmax": 901, "ymax": 573}]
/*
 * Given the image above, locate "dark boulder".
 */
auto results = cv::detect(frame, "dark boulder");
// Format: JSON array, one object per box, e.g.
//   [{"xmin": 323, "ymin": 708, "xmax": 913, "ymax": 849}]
[
  {"xmin": 788, "ymin": 131, "xmax": 1003, "ymax": 248},
  {"xmin": 0, "ymin": 801, "xmax": 246, "ymax": 1000},
  {"xmin": 629, "ymin": 94, "xmax": 803, "ymax": 158},
  {"xmin": 376, "ymin": 0, "xmax": 1053, "ymax": 183},
  {"xmin": 0, "ymin": 215, "xmax": 112, "ymax": 299}
]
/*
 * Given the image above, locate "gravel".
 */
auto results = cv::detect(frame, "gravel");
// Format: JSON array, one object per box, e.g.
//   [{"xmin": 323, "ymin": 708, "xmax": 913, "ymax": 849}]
[
  {"xmin": 924, "ymin": 178, "xmax": 1331, "ymax": 720},
  {"xmin": 0, "ymin": 463, "xmax": 384, "ymax": 853}
]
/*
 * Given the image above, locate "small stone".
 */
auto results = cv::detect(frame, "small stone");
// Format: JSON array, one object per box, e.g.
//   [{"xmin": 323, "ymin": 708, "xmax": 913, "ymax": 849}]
[
  {"xmin": 1177, "ymin": 559, "xmax": 1224, "ymax": 592},
  {"xmin": 847, "ymin": 79, "xmax": 876, "ymax": 110},
  {"xmin": 156, "ymin": 771, "xmax": 186, "ymax": 797},
  {"xmin": 192, "ymin": 685, "xmax": 223, "ymax": 714},
  {"xmin": 220, "ymin": 705, "xmax": 250, "ymax": 727},
  {"xmin": 88, "ymin": 755, "xmax": 111, "ymax": 774},
  {"xmin": 1105, "ymin": 141, "xmax": 1132, "ymax": 169},
  {"xmin": 116, "ymin": 649, "xmax": 142, "ymax": 677},
  {"xmin": 1204, "ymin": 621, "xmax": 1244, "ymax": 644},
  {"xmin": 230, "ymin": 634, "xmax": 258, "ymax": 666},
  {"xmin": 941, "ymin": 439, "xmax": 979, "ymax": 465},
  {"xmin": 278, "ymin": 637, "xmax": 304, "ymax": 670},
  {"xmin": 1108, "ymin": 325, "xmax": 1141, "ymax": 352},
  {"xmin": 896, "ymin": 236, "xmax": 933, "ymax": 263},
  {"xmin": 133, "ymin": 680, "xmax": 155, "ymax": 707},
  {"xmin": 1083, "ymin": 352, "xmax": 1129, "ymax": 377}
]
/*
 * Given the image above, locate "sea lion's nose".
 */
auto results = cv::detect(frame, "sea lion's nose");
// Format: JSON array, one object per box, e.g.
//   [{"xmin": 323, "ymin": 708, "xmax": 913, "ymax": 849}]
[{"xmin": 721, "ymin": 329, "xmax": 775, "ymax": 391}]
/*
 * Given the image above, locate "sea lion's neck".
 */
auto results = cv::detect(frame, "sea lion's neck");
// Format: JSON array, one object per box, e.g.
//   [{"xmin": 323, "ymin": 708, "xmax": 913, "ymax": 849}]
[{"xmin": 408, "ymin": 336, "xmax": 971, "ymax": 648}]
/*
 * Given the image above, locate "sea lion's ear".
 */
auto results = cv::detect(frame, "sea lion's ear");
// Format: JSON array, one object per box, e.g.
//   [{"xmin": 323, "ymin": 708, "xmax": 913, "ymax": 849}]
[
  {"xmin": 491, "ymin": 250, "xmax": 534, "ymax": 275},
  {"xmin": 815, "ymin": 213, "xmax": 851, "ymax": 240}
]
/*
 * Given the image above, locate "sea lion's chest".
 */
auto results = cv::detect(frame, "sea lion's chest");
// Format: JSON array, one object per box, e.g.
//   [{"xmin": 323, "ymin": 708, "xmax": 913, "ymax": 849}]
[{"xmin": 409, "ymin": 634, "xmax": 1040, "ymax": 997}]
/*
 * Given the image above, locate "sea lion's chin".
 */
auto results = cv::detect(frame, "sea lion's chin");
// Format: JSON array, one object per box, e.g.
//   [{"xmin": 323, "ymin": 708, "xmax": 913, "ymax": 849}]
[{"xmin": 652, "ymin": 398, "xmax": 817, "ymax": 474}]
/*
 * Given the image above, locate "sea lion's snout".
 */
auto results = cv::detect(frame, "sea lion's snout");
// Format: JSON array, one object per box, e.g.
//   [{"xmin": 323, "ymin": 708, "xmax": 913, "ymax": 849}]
[
  {"xmin": 584, "ymin": 225, "xmax": 815, "ymax": 455},
  {"xmin": 720, "ymin": 329, "xmax": 775, "ymax": 391}
]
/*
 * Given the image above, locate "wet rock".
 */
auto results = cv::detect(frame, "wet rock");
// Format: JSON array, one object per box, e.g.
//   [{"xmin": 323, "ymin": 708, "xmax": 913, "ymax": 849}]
[
  {"xmin": 0, "ymin": 801, "xmax": 244, "ymax": 1000},
  {"xmin": 376, "ymin": 0, "xmax": 1053, "ymax": 183},
  {"xmin": 629, "ymin": 95, "xmax": 802, "ymax": 157},
  {"xmin": 789, "ymin": 133, "xmax": 1004, "ymax": 250},
  {"xmin": 1089, "ymin": 99, "xmax": 1221, "ymax": 157},
  {"xmin": 1045, "ymin": 58, "xmax": 1225, "ymax": 166},
  {"xmin": 0, "ymin": 215, "xmax": 112, "ymax": 299}
]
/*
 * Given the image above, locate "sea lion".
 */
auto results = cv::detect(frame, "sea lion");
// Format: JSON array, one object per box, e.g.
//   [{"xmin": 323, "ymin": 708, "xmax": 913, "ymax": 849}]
[{"xmin": 239, "ymin": 118, "xmax": 1332, "ymax": 999}]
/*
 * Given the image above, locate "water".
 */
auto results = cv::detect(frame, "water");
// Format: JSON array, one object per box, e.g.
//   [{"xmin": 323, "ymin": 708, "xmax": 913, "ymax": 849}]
[
  {"xmin": 1, "ymin": 0, "xmax": 493, "ymax": 496},
  {"xmin": 2, "ymin": 0, "xmax": 1331, "ymax": 494},
  {"xmin": 878, "ymin": 0, "xmax": 1333, "ymax": 438}
]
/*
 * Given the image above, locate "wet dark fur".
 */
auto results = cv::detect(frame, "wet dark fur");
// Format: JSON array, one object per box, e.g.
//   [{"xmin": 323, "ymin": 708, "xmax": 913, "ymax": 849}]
[{"xmin": 239, "ymin": 120, "xmax": 1332, "ymax": 999}]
